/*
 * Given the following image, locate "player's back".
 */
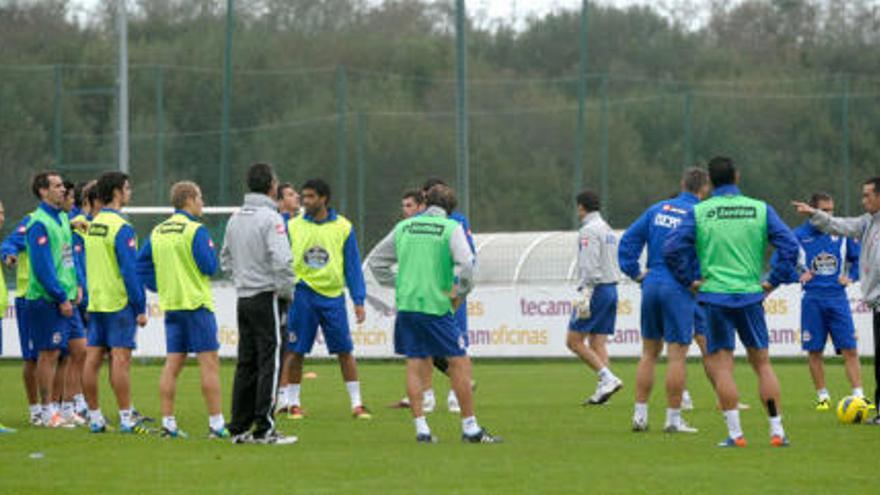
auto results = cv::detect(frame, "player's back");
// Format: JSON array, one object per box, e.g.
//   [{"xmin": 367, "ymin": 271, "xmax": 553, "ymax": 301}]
[{"xmin": 643, "ymin": 193, "xmax": 699, "ymax": 284}]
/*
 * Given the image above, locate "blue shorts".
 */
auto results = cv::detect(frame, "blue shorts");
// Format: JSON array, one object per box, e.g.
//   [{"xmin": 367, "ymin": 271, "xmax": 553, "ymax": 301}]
[
  {"xmin": 88, "ymin": 306, "xmax": 137, "ymax": 349},
  {"xmin": 640, "ymin": 282, "xmax": 695, "ymax": 345},
  {"xmin": 454, "ymin": 297, "xmax": 469, "ymax": 346},
  {"xmin": 568, "ymin": 284, "xmax": 618, "ymax": 334},
  {"xmin": 801, "ymin": 295, "xmax": 856, "ymax": 352},
  {"xmin": 395, "ymin": 311, "xmax": 467, "ymax": 358},
  {"xmin": 694, "ymin": 304, "xmax": 707, "ymax": 337},
  {"xmin": 702, "ymin": 302, "xmax": 768, "ymax": 353},
  {"xmin": 16, "ymin": 297, "xmax": 36, "ymax": 361},
  {"xmin": 165, "ymin": 308, "xmax": 220, "ymax": 354},
  {"xmin": 288, "ymin": 285, "xmax": 353, "ymax": 355},
  {"xmin": 68, "ymin": 307, "xmax": 86, "ymax": 340},
  {"xmin": 27, "ymin": 299, "xmax": 71, "ymax": 353}
]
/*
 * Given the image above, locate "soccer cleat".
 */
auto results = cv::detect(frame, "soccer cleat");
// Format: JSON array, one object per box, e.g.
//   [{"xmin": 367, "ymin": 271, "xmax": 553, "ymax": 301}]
[
  {"xmin": 815, "ymin": 398, "xmax": 831, "ymax": 411},
  {"xmin": 160, "ymin": 427, "xmax": 188, "ymax": 439},
  {"xmin": 416, "ymin": 433, "xmax": 438, "ymax": 443},
  {"xmin": 717, "ymin": 436, "xmax": 747, "ymax": 448},
  {"xmin": 664, "ymin": 421, "xmax": 698, "ymax": 434},
  {"xmin": 253, "ymin": 432, "xmax": 298, "ymax": 445},
  {"xmin": 352, "ymin": 405, "xmax": 372, "ymax": 420},
  {"xmin": 231, "ymin": 432, "xmax": 254, "ymax": 444},
  {"xmin": 29, "ymin": 413, "xmax": 42, "ymax": 427},
  {"xmin": 632, "ymin": 416, "xmax": 649, "ymax": 432},
  {"xmin": 423, "ymin": 394, "xmax": 436, "ymax": 413},
  {"xmin": 863, "ymin": 398, "xmax": 876, "ymax": 411},
  {"xmin": 770, "ymin": 435, "xmax": 790, "ymax": 447},
  {"xmin": 462, "ymin": 428, "xmax": 502, "ymax": 444},
  {"xmin": 209, "ymin": 426, "xmax": 232, "ymax": 439},
  {"xmin": 132, "ymin": 409, "xmax": 155, "ymax": 424},
  {"xmin": 287, "ymin": 406, "xmax": 305, "ymax": 420},
  {"xmin": 0, "ymin": 423, "xmax": 17, "ymax": 434},
  {"xmin": 47, "ymin": 412, "xmax": 75, "ymax": 429},
  {"xmin": 389, "ymin": 397, "xmax": 411, "ymax": 409},
  {"xmin": 64, "ymin": 412, "xmax": 87, "ymax": 427},
  {"xmin": 447, "ymin": 395, "xmax": 461, "ymax": 413},
  {"xmin": 119, "ymin": 421, "xmax": 153, "ymax": 435},
  {"xmin": 585, "ymin": 377, "xmax": 623, "ymax": 405},
  {"xmin": 89, "ymin": 422, "xmax": 107, "ymax": 433}
]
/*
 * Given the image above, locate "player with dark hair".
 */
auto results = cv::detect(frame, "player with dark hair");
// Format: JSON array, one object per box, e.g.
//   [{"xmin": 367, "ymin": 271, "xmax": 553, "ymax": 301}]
[
  {"xmin": 284, "ymin": 178, "xmax": 371, "ymax": 419},
  {"xmin": 619, "ymin": 167, "xmax": 709, "ymax": 433},
  {"xmin": 793, "ymin": 177, "xmax": 880, "ymax": 424},
  {"xmin": 370, "ymin": 184, "xmax": 500, "ymax": 443},
  {"xmin": 25, "ymin": 171, "xmax": 81, "ymax": 427},
  {"xmin": 567, "ymin": 189, "xmax": 624, "ymax": 405},
  {"xmin": 666, "ymin": 156, "xmax": 799, "ymax": 447},
  {"xmin": 82, "ymin": 171, "xmax": 149, "ymax": 434}
]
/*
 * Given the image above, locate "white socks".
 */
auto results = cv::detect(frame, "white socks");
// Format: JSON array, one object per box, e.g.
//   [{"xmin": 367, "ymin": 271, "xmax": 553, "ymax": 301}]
[
  {"xmin": 769, "ymin": 416, "xmax": 785, "ymax": 438},
  {"xmin": 289, "ymin": 384, "xmax": 302, "ymax": 407},
  {"xmin": 853, "ymin": 387, "xmax": 864, "ymax": 398},
  {"xmin": 634, "ymin": 402, "xmax": 648, "ymax": 422},
  {"xmin": 462, "ymin": 415, "xmax": 481, "ymax": 436},
  {"xmin": 665, "ymin": 408, "xmax": 681, "ymax": 427},
  {"xmin": 119, "ymin": 409, "xmax": 133, "ymax": 427},
  {"xmin": 209, "ymin": 414, "xmax": 225, "ymax": 431},
  {"xmin": 29, "ymin": 404, "xmax": 41, "ymax": 417},
  {"xmin": 88, "ymin": 409, "xmax": 104, "ymax": 425},
  {"xmin": 723, "ymin": 409, "xmax": 743, "ymax": 439},
  {"xmin": 424, "ymin": 389, "xmax": 436, "ymax": 403},
  {"xmin": 162, "ymin": 416, "xmax": 178, "ymax": 431},
  {"xmin": 817, "ymin": 388, "xmax": 830, "ymax": 400},
  {"xmin": 346, "ymin": 381, "xmax": 362, "ymax": 409},
  {"xmin": 598, "ymin": 367, "xmax": 613, "ymax": 381},
  {"xmin": 414, "ymin": 416, "xmax": 430, "ymax": 436},
  {"xmin": 73, "ymin": 394, "xmax": 87, "ymax": 412}
]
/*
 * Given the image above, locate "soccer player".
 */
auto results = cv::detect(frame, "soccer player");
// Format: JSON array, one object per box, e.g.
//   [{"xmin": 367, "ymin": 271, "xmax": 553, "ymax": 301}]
[
  {"xmin": 567, "ymin": 190, "xmax": 624, "ymax": 405},
  {"xmin": 82, "ymin": 171, "xmax": 149, "ymax": 434},
  {"xmin": 25, "ymin": 172, "xmax": 80, "ymax": 428},
  {"xmin": 222, "ymin": 162, "xmax": 297, "ymax": 445},
  {"xmin": 369, "ymin": 184, "xmax": 500, "ymax": 443},
  {"xmin": 618, "ymin": 167, "xmax": 709, "ymax": 433},
  {"xmin": 665, "ymin": 156, "xmax": 799, "ymax": 447},
  {"xmin": 1, "ymin": 203, "xmax": 40, "ymax": 425},
  {"xmin": 421, "ymin": 179, "xmax": 476, "ymax": 412},
  {"xmin": 285, "ymin": 178, "xmax": 371, "ymax": 419},
  {"xmin": 55, "ymin": 180, "xmax": 88, "ymax": 426},
  {"xmin": 784, "ymin": 192, "xmax": 867, "ymax": 410},
  {"xmin": 0, "ymin": 199, "xmax": 16, "ymax": 434},
  {"xmin": 792, "ymin": 178, "xmax": 880, "ymax": 425},
  {"xmin": 389, "ymin": 188, "xmax": 451, "ymax": 412},
  {"xmin": 276, "ymin": 182, "xmax": 300, "ymax": 414},
  {"xmin": 137, "ymin": 181, "xmax": 230, "ymax": 439}
]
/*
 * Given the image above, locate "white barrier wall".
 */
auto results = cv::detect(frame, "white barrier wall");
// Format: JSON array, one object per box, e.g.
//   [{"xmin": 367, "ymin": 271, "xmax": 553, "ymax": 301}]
[{"xmin": 2, "ymin": 282, "xmax": 875, "ymax": 358}]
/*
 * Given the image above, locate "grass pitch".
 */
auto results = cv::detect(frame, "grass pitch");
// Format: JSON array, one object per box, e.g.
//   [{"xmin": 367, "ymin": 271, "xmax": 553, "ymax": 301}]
[{"xmin": 0, "ymin": 358, "xmax": 876, "ymax": 494}]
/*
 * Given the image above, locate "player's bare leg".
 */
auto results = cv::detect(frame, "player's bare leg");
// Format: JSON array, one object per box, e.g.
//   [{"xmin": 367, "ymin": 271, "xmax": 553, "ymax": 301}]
[
  {"xmin": 567, "ymin": 331, "xmax": 622, "ymax": 405},
  {"xmin": 588, "ymin": 334, "xmax": 609, "ymax": 366},
  {"xmin": 407, "ymin": 358, "xmax": 433, "ymax": 441},
  {"xmin": 746, "ymin": 347, "xmax": 787, "ymax": 445},
  {"xmin": 159, "ymin": 353, "xmax": 186, "ymax": 435},
  {"xmin": 807, "ymin": 350, "xmax": 831, "ymax": 409},
  {"xmin": 664, "ymin": 343, "xmax": 696, "ymax": 433},
  {"xmin": 706, "ymin": 349, "xmax": 746, "ymax": 445},
  {"xmin": 197, "ymin": 351, "xmax": 227, "ymax": 436},
  {"xmin": 632, "ymin": 339, "xmax": 661, "ymax": 431},
  {"xmin": 36, "ymin": 350, "xmax": 61, "ymax": 426},
  {"xmin": 110, "ymin": 348, "xmax": 132, "ymax": 409},
  {"xmin": 841, "ymin": 349, "xmax": 864, "ymax": 394},
  {"xmin": 339, "ymin": 353, "xmax": 368, "ymax": 417},
  {"xmin": 285, "ymin": 352, "xmax": 306, "ymax": 418},
  {"xmin": 63, "ymin": 338, "xmax": 87, "ymax": 424}
]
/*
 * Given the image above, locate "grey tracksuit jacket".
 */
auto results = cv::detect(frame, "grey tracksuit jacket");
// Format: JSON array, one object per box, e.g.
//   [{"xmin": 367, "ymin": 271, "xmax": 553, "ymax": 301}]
[
  {"xmin": 577, "ymin": 211, "xmax": 620, "ymax": 290},
  {"xmin": 220, "ymin": 193, "xmax": 296, "ymax": 299},
  {"xmin": 811, "ymin": 209, "xmax": 880, "ymax": 308}
]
